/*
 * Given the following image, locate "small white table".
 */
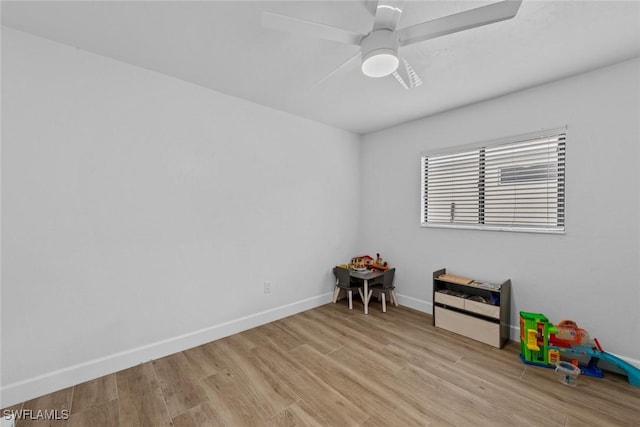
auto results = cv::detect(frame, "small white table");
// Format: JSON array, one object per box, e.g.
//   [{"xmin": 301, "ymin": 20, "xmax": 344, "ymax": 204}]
[{"xmin": 349, "ymin": 269, "xmax": 385, "ymax": 315}]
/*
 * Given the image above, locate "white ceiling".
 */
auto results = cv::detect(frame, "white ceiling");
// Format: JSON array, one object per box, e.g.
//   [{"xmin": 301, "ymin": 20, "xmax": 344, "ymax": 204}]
[{"xmin": 2, "ymin": 1, "xmax": 640, "ymax": 134}]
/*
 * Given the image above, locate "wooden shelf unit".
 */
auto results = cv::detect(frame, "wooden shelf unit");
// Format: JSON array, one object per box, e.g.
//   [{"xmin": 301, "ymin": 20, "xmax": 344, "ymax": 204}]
[{"xmin": 432, "ymin": 268, "xmax": 511, "ymax": 348}]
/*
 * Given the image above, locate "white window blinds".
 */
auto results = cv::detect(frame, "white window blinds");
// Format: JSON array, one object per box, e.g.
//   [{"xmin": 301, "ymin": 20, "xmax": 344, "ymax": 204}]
[{"xmin": 421, "ymin": 131, "xmax": 566, "ymax": 233}]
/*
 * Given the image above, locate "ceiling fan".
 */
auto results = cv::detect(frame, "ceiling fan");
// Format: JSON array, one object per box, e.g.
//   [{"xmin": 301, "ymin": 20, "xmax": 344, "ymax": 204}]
[{"xmin": 262, "ymin": 0, "xmax": 523, "ymax": 90}]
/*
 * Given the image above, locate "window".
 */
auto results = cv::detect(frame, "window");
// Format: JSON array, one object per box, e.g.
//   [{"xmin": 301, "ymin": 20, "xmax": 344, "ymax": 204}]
[{"xmin": 421, "ymin": 130, "xmax": 566, "ymax": 233}]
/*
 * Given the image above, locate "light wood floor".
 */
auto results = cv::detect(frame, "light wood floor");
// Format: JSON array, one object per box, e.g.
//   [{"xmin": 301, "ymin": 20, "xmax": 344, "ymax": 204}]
[{"xmin": 4, "ymin": 301, "xmax": 640, "ymax": 426}]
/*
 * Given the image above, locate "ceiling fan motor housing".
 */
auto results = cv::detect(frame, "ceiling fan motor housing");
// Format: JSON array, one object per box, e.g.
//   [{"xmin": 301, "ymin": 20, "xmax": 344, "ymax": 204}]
[{"xmin": 360, "ymin": 29, "xmax": 400, "ymax": 77}]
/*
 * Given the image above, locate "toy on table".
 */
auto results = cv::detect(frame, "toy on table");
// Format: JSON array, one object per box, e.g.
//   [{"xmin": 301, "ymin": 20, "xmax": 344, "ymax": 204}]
[
  {"xmin": 350, "ymin": 255, "xmax": 373, "ymax": 270},
  {"xmin": 519, "ymin": 311, "xmax": 640, "ymax": 387},
  {"xmin": 372, "ymin": 253, "xmax": 389, "ymax": 270},
  {"xmin": 349, "ymin": 254, "xmax": 389, "ymax": 271}
]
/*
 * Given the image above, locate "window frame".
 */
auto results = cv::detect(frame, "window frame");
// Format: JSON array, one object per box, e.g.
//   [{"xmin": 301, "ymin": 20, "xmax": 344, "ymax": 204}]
[{"xmin": 420, "ymin": 128, "xmax": 566, "ymax": 234}]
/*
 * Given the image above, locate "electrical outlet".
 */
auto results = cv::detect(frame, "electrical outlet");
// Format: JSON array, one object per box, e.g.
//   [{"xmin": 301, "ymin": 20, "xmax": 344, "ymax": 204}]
[{"xmin": 264, "ymin": 281, "xmax": 271, "ymax": 294}]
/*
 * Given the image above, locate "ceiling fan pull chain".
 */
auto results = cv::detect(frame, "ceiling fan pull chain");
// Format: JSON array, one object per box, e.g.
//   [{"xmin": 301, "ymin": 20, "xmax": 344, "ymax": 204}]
[
  {"xmin": 392, "ymin": 70, "xmax": 410, "ymax": 90},
  {"xmin": 403, "ymin": 59, "xmax": 423, "ymax": 88}
]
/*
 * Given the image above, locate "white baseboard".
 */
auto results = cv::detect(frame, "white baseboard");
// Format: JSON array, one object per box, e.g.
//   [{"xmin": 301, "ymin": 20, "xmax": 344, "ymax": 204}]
[
  {"xmin": 395, "ymin": 293, "xmax": 432, "ymax": 314},
  {"xmin": 0, "ymin": 293, "xmax": 332, "ymax": 408}
]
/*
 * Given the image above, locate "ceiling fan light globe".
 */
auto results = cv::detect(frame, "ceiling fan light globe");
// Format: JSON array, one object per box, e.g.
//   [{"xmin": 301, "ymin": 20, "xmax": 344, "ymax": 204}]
[{"xmin": 361, "ymin": 49, "xmax": 399, "ymax": 78}]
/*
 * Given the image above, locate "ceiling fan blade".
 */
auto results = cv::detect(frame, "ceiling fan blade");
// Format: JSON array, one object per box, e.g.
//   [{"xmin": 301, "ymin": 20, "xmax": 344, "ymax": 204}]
[
  {"xmin": 365, "ymin": 0, "xmax": 379, "ymax": 18},
  {"xmin": 372, "ymin": 0, "xmax": 405, "ymax": 31},
  {"xmin": 398, "ymin": 0, "xmax": 522, "ymax": 47},
  {"xmin": 391, "ymin": 57, "xmax": 423, "ymax": 90},
  {"xmin": 262, "ymin": 11, "xmax": 364, "ymax": 46},
  {"xmin": 311, "ymin": 51, "xmax": 361, "ymax": 89}
]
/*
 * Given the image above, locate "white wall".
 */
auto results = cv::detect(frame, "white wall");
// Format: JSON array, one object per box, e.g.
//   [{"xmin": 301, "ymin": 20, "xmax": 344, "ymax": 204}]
[
  {"xmin": 1, "ymin": 28, "xmax": 360, "ymax": 406},
  {"xmin": 360, "ymin": 58, "xmax": 640, "ymax": 363}
]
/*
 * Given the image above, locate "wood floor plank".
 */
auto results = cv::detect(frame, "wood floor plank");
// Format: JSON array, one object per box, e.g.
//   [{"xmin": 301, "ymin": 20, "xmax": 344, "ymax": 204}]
[
  {"xmin": 70, "ymin": 374, "xmax": 117, "ymax": 414},
  {"xmin": 116, "ymin": 363, "xmax": 159, "ymax": 397},
  {"xmin": 303, "ymin": 308, "xmax": 402, "ymax": 357},
  {"xmin": 18, "ymin": 386, "xmax": 73, "ymax": 427},
  {"xmin": 555, "ymin": 367, "xmax": 640, "ymax": 414},
  {"xmin": 220, "ymin": 330, "xmax": 260, "ymax": 352},
  {"xmin": 395, "ymin": 363, "xmax": 505, "ymax": 426},
  {"xmin": 520, "ymin": 365, "xmax": 640, "ymax": 425},
  {"xmin": 360, "ymin": 406, "xmax": 433, "ymax": 427},
  {"xmin": 332, "ymin": 341, "xmax": 407, "ymax": 375},
  {"xmin": 249, "ymin": 341, "xmax": 305, "ymax": 378},
  {"xmin": 152, "ymin": 352, "xmax": 207, "ymax": 417},
  {"xmin": 199, "ymin": 369, "xmax": 278, "ymax": 426},
  {"xmin": 116, "ymin": 363, "xmax": 172, "ymax": 427},
  {"xmin": 258, "ymin": 321, "xmax": 305, "ymax": 352},
  {"xmin": 276, "ymin": 315, "xmax": 342, "ymax": 355},
  {"xmin": 422, "ymin": 357, "xmax": 566, "ymax": 426},
  {"xmin": 384, "ymin": 334, "xmax": 463, "ymax": 366},
  {"xmin": 183, "ymin": 342, "xmax": 231, "ymax": 380},
  {"xmin": 455, "ymin": 342, "xmax": 527, "ymax": 379},
  {"xmin": 275, "ymin": 368, "xmax": 369, "ymax": 426},
  {"xmin": 233, "ymin": 321, "xmax": 304, "ymax": 352},
  {"xmin": 117, "ymin": 388, "xmax": 172, "ymax": 427},
  {"xmin": 565, "ymin": 412, "xmax": 631, "ymax": 427},
  {"xmin": 172, "ymin": 401, "xmax": 226, "ymax": 427},
  {"xmin": 207, "ymin": 338, "xmax": 300, "ymax": 416},
  {"xmin": 250, "ymin": 342, "xmax": 371, "ymax": 426},
  {"xmin": 287, "ymin": 343, "xmax": 437, "ymax": 425},
  {"xmin": 67, "ymin": 399, "xmax": 118, "ymax": 427},
  {"xmin": 271, "ymin": 400, "xmax": 329, "ymax": 427},
  {"xmin": 357, "ymin": 312, "xmax": 470, "ymax": 364},
  {"xmin": 321, "ymin": 342, "xmax": 458, "ymax": 426},
  {"xmin": 452, "ymin": 358, "xmax": 567, "ymax": 426}
]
